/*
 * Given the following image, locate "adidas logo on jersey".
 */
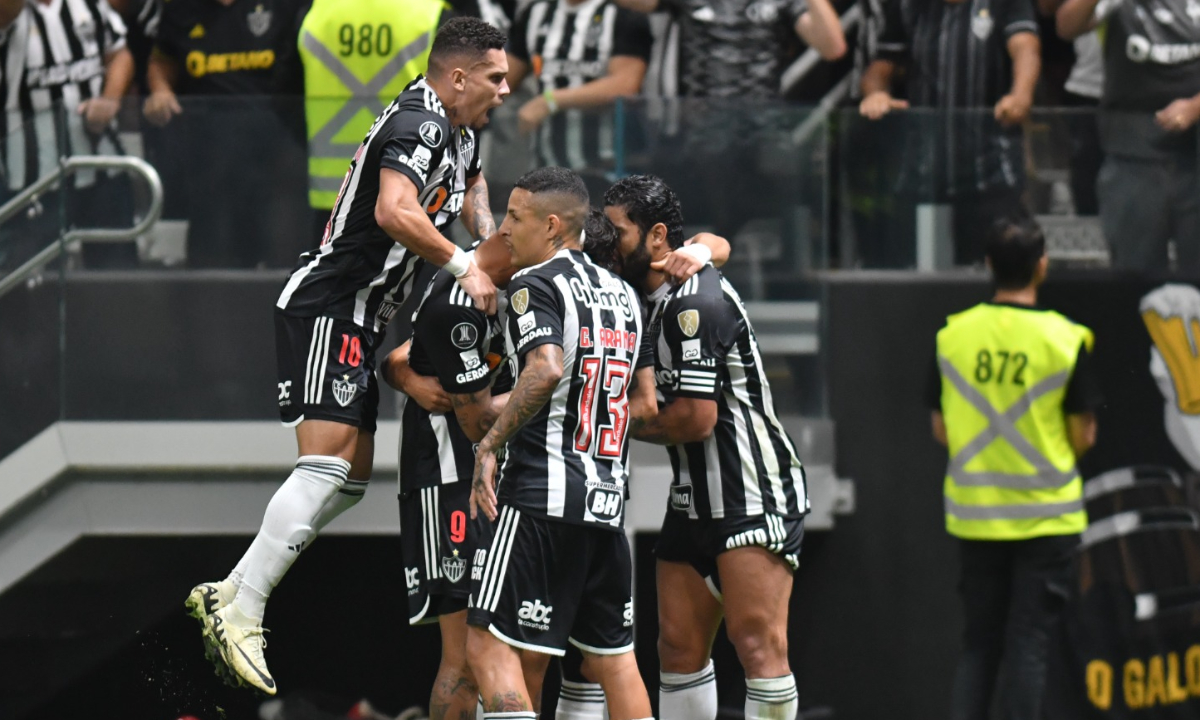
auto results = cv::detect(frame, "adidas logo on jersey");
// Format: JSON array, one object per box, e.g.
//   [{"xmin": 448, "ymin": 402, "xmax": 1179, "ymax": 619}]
[{"xmin": 518, "ymin": 599, "xmax": 554, "ymax": 630}]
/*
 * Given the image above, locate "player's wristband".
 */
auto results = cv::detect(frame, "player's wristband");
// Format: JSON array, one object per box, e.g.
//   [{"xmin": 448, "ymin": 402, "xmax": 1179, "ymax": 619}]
[
  {"xmin": 678, "ymin": 243, "xmax": 713, "ymax": 266},
  {"xmin": 543, "ymin": 88, "xmax": 559, "ymax": 114},
  {"xmin": 443, "ymin": 246, "xmax": 472, "ymax": 278}
]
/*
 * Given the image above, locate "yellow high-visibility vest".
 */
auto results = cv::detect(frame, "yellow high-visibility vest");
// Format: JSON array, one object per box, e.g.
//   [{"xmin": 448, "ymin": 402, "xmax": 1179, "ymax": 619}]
[
  {"xmin": 298, "ymin": 0, "xmax": 445, "ymax": 210},
  {"xmin": 936, "ymin": 303, "xmax": 1094, "ymax": 540}
]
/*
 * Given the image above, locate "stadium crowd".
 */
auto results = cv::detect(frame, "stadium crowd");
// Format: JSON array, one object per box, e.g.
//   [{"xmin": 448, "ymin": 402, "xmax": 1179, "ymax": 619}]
[{"xmin": 0, "ymin": 0, "xmax": 1192, "ymax": 275}]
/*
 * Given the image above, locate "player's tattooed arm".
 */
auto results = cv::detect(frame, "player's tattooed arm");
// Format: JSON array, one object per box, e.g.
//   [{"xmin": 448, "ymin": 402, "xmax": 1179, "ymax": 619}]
[
  {"xmin": 449, "ymin": 387, "xmax": 510, "ymax": 443},
  {"xmin": 627, "ymin": 366, "xmax": 658, "ymax": 437},
  {"xmin": 633, "ymin": 395, "xmax": 717, "ymax": 445},
  {"xmin": 483, "ymin": 691, "xmax": 532, "ymax": 712},
  {"xmin": 462, "ymin": 173, "xmax": 497, "ymax": 242},
  {"xmin": 471, "ymin": 344, "xmax": 563, "ymax": 520}
]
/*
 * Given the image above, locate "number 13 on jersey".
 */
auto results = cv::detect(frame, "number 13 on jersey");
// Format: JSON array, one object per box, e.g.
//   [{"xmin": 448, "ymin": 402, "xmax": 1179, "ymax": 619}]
[{"xmin": 575, "ymin": 355, "xmax": 632, "ymax": 458}]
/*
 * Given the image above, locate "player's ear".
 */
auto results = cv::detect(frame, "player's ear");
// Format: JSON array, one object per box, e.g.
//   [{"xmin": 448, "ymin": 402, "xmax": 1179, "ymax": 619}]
[
  {"xmin": 451, "ymin": 66, "xmax": 468, "ymax": 91},
  {"xmin": 649, "ymin": 222, "xmax": 669, "ymax": 250}
]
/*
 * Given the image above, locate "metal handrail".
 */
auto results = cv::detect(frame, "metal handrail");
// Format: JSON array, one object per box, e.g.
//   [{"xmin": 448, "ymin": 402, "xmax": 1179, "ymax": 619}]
[{"xmin": 0, "ymin": 155, "xmax": 163, "ymax": 298}]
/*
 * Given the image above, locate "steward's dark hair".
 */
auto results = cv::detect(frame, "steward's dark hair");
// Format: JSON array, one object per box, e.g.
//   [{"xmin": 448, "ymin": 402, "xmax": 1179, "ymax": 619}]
[
  {"xmin": 603, "ymin": 174, "xmax": 685, "ymax": 249},
  {"xmin": 986, "ymin": 216, "xmax": 1046, "ymax": 290}
]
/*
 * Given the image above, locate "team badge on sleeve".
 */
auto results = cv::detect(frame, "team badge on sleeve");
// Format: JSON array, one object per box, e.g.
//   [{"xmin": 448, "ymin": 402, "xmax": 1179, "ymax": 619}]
[
  {"xmin": 511, "ymin": 289, "xmax": 530, "ymax": 314},
  {"xmin": 677, "ymin": 310, "xmax": 700, "ymax": 337},
  {"xmin": 452, "ymin": 323, "xmax": 478, "ymax": 349},
  {"xmin": 419, "ymin": 121, "xmax": 443, "ymax": 147}
]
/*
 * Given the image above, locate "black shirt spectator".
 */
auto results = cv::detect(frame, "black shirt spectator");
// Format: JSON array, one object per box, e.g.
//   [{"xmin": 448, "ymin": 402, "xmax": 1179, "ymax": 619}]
[
  {"xmin": 1059, "ymin": 0, "xmax": 1200, "ymax": 273},
  {"xmin": 614, "ymin": 0, "xmax": 846, "ymax": 98},
  {"xmin": 141, "ymin": 0, "xmax": 309, "ymax": 269}
]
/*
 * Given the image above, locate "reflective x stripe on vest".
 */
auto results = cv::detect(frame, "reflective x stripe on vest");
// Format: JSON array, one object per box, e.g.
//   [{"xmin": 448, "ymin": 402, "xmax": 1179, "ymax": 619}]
[
  {"xmin": 302, "ymin": 29, "xmax": 431, "ymax": 201},
  {"xmin": 939, "ymin": 357, "xmax": 1084, "ymax": 524}
]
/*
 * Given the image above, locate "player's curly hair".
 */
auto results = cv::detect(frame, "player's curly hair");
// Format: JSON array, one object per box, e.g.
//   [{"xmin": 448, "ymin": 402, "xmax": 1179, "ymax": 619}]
[
  {"xmin": 583, "ymin": 207, "xmax": 623, "ymax": 274},
  {"xmin": 429, "ymin": 17, "xmax": 507, "ymax": 73},
  {"xmin": 603, "ymin": 174, "xmax": 685, "ymax": 250}
]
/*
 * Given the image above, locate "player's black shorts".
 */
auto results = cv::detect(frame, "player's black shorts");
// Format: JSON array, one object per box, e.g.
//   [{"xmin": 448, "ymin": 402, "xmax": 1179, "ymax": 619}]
[
  {"xmin": 400, "ymin": 480, "xmax": 494, "ymax": 625},
  {"xmin": 655, "ymin": 509, "xmax": 804, "ymax": 600},
  {"xmin": 275, "ymin": 311, "xmax": 380, "ymax": 434},
  {"xmin": 468, "ymin": 506, "xmax": 634, "ymax": 657}
]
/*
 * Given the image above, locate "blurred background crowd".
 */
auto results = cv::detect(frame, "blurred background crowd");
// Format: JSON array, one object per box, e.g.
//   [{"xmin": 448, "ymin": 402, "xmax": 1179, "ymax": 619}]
[{"xmin": 0, "ymin": 0, "xmax": 1192, "ymax": 282}]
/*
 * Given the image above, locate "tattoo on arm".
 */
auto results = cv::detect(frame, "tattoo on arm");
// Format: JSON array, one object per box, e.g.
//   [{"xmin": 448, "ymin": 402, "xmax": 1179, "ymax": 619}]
[
  {"xmin": 483, "ymin": 691, "xmax": 530, "ymax": 712},
  {"xmin": 632, "ymin": 413, "xmax": 673, "ymax": 444},
  {"xmin": 480, "ymin": 345, "xmax": 563, "ymax": 452},
  {"xmin": 450, "ymin": 386, "xmax": 507, "ymax": 440},
  {"xmin": 465, "ymin": 180, "xmax": 497, "ymax": 241}
]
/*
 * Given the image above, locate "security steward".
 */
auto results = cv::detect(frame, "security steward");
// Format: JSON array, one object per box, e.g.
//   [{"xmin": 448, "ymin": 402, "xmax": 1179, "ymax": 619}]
[
  {"xmin": 143, "ymin": 0, "xmax": 309, "ymax": 268},
  {"xmin": 929, "ymin": 216, "xmax": 1101, "ymax": 720},
  {"xmin": 298, "ymin": 0, "xmax": 450, "ymax": 241}
]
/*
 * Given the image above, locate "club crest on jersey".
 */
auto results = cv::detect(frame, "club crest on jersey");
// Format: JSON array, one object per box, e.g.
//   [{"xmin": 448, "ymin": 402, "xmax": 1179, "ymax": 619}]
[
  {"xmin": 677, "ymin": 310, "xmax": 700, "ymax": 337},
  {"xmin": 332, "ymin": 375, "xmax": 357, "ymax": 407},
  {"xmin": 452, "ymin": 322, "xmax": 478, "ymax": 349},
  {"xmin": 247, "ymin": 4, "xmax": 271, "ymax": 37},
  {"xmin": 442, "ymin": 550, "xmax": 466, "ymax": 584},
  {"xmin": 419, "ymin": 121, "xmax": 443, "ymax": 147},
  {"xmin": 511, "ymin": 288, "xmax": 530, "ymax": 314},
  {"xmin": 971, "ymin": 9, "xmax": 993, "ymax": 40}
]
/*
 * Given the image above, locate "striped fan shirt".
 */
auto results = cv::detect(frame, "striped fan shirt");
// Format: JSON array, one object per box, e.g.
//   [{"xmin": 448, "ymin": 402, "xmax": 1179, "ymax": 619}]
[
  {"xmin": 508, "ymin": 0, "xmax": 651, "ymax": 172},
  {"xmin": 276, "ymin": 76, "xmax": 482, "ymax": 333},
  {"xmin": 0, "ymin": 0, "xmax": 127, "ymax": 191},
  {"xmin": 649, "ymin": 265, "xmax": 807, "ymax": 519},
  {"xmin": 497, "ymin": 248, "xmax": 650, "ymax": 531}
]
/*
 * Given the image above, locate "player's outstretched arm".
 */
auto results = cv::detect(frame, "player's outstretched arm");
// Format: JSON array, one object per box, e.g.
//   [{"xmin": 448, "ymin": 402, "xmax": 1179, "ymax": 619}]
[
  {"xmin": 633, "ymin": 396, "xmax": 717, "ymax": 446},
  {"xmin": 460, "ymin": 173, "xmax": 498, "ymax": 244},
  {"xmin": 377, "ymin": 168, "xmax": 497, "ymax": 314},
  {"xmin": 451, "ymin": 388, "xmax": 510, "ymax": 443},
  {"xmin": 471, "ymin": 344, "xmax": 564, "ymax": 520},
  {"xmin": 382, "ymin": 341, "xmax": 453, "ymax": 413},
  {"xmin": 652, "ymin": 232, "xmax": 732, "ymax": 283},
  {"xmin": 795, "ymin": 0, "xmax": 848, "ymax": 60}
]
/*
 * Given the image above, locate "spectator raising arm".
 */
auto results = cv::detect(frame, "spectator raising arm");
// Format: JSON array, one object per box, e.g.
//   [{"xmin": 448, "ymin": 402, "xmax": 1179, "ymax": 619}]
[
  {"xmin": 508, "ymin": 54, "xmax": 647, "ymax": 133},
  {"xmin": 795, "ymin": 0, "xmax": 848, "ymax": 60},
  {"xmin": 995, "ymin": 32, "xmax": 1040, "ymax": 126}
]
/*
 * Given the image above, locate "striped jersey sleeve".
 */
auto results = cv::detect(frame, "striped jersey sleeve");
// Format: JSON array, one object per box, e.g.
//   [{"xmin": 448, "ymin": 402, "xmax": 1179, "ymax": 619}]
[
  {"xmin": 661, "ymin": 283, "xmax": 739, "ymax": 400},
  {"xmin": 378, "ymin": 110, "xmax": 451, "ymax": 192},
  {"xmin": 412, "ymin": 276, "xmax": 494, "ymax": 394}
]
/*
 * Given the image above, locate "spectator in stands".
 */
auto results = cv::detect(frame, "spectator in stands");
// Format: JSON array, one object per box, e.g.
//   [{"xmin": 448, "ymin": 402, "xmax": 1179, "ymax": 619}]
[
  {"xmin": 0, "ymin": 0, "xmax": 137, "ymax": 271},
  {"xmin": 1059, "ymin": 21, "xmax": 1104, "ymax": 216},
  {"xmin": 142, "ymin": 0, "xmax": 309, "ymax": 268},
  {"xmin": 1058, "ymin": 0, "xmax": 1200, "ymax": 272},
  {"xmin": 859, "ymin": 0, "xmax": 1041, "ymax": 266},
  {"xmin": 505, "ymin": 0, "xmax": 653, "ymax": 198},
  {"xmin": 615, "ymin": 0, "xmax": 845, "ymax": 99}
]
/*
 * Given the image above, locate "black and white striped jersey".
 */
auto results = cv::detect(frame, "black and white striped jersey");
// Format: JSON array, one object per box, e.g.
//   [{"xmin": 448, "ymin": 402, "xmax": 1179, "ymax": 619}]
[
  {"xmin": 650, "ymin": 265, "xmax": 807, "ymax": 519},
  {"xmin": 498, "ymin": 248, "xmax": 650, "ymax": 531},
  {"xmin": 508, "ymin": 0, "xmax": 651, "ymax": 171},
  {"xmin": 276, "ymin": 76, "xmax": 482, "ymax": 333},
  {"xmin": 0, "ymin": 0, "xmax": 126, "ymax": 191},
  {"xmin": 399, "ymin": 268, "xmax": 514, "ymax": 492}
]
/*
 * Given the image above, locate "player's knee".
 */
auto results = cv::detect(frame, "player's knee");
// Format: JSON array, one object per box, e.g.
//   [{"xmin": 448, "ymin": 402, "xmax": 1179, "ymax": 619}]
[
  {"xmin": 658, "ymin": 625, "xmax": 709, "ymax": 673},
  {"xmin": 727, "ymin": 616, "xmax": 788, "ymax": 676}
]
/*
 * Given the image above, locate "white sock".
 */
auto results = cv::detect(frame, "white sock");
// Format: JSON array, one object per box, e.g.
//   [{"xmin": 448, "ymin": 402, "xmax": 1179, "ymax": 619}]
[
  {"xmin": 481, "ymin": 713, "xmax": 536, "ymax": 719},
  {"xmin": 232, "ymin": 455, "xmax": 350, "ymax": 619},
  {"xmin": 660, "ymin": 660, "xmax": 717, "ymax": 720},
  {"xmin": 557, "ymin": 680, "xmax": 607, "ymax": 720},
  {"xmin": 745, "ymin": 675, "xmax": 798, "ymax": 720},
  {"xmin": 227, "ymin": 477, "xmax": 364, "ymax": 590},
  {"xmin": 313, "ymin": 477, "xmax": 368, "ymax": 531}
]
